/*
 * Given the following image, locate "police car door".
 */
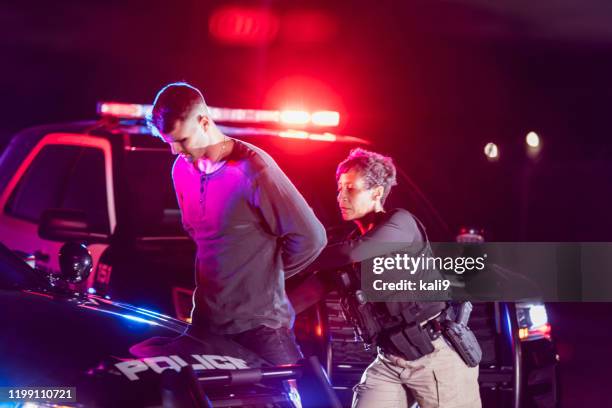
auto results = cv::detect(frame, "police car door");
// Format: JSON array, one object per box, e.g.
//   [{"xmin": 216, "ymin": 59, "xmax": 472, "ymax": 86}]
[{"xmin": 0, "ymin": 133, "xmax": 115, "ymax": 287}]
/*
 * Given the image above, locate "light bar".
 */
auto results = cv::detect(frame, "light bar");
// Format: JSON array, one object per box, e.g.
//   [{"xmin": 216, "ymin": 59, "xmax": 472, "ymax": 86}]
[
  {"xmin": 219, "ymin": 125, "xmax": 369, "ymax": 144},
  {"xmin": 98, "ymin": 102, "xmax": 152, "ymax": 119},
  {"xmin": 97, "ymin": 101, "xmax": 340, "ymax": 127},
  {"xmin": 311, "ymin": 111, "xmax": 340, "ymax": 127},
  {"xmin": 209, "ymin": 107, "xmax": 281, "ymax": 123},
  {"xmin": 280, "ymin": 110, "xmax": 310, "ymax": 125},
  {"xmin": 279, "ymin": 130, "xmax": 309, "ymax": 139},
  {"xmin": 308, "ymin": 132, "xmax": 337, "ymax": 142}
]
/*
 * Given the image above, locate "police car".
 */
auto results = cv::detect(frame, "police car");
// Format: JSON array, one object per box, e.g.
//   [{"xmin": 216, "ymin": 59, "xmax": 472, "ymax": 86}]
[
  {"xmin": 0, "ymin": 240, "xmax": 345, "ymax": 407},
  {"xmin": 0, "ymin": 103, "xmax": 558, "ymax": 407}
]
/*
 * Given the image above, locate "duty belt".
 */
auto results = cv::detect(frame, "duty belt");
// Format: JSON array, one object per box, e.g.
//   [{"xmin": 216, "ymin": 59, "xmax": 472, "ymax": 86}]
[{"xmin": 379, "ymin": 314, "xmax": 444, "ymax": 361}]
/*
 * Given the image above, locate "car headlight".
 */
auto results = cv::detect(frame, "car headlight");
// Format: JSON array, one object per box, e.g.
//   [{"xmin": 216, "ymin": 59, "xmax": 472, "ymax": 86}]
[{"xmin": 516, "ymin": 302, "xmax": 552, "ymax": 341}]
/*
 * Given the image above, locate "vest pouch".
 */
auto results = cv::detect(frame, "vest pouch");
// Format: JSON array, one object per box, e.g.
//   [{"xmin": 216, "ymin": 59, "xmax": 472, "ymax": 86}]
[{"xmin": 387, "ymin": 323, "xmax": 435, "ymax": 361}]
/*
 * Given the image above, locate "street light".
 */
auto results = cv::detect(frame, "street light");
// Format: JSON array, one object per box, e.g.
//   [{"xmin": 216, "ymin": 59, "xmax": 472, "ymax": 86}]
[
  {"xmin": 484, "ymin": 142, "xmax": 499, "ymax": 162},
  {"xmin": 525, "ymin": 131, "xmax": 542, "ymax": 158}
]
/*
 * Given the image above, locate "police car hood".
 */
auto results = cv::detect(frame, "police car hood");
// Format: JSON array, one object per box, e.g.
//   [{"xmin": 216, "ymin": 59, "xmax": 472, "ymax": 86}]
[{"xmin": 0, "ymin": 288, "xmax": 274, "ymax": 405}]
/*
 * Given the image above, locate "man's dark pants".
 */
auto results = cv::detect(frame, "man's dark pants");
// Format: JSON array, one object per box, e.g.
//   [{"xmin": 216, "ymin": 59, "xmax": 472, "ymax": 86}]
[{"xmin": 230, "ymin": 325, "xmax": 303, "ymax": 365}]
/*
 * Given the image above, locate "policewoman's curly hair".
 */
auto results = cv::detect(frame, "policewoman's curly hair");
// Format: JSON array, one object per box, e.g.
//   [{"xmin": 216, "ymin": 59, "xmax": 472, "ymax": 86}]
[{"xmin": 336, "ymin": 148, "xmax": 398, "ymax": 204}]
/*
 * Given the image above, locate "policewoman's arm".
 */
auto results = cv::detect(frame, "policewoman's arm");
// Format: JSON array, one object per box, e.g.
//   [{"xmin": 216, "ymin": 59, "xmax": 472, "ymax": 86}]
[
  {"xmin": 288, "ymin": 209, "xmax": 424, "ymax": 313},
  {"xmin": 309, "ymin": 208, "xmax": 423, "ymax": 271}
]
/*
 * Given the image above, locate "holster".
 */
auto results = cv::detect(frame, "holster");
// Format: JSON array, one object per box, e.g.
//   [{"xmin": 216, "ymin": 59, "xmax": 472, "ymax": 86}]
[
  {"xmin": 442, "ymin": 321, "xmax": 482, "ymax": 367},
  {"xmin": 353, "ymin": 302, "xmax": 383, "ymax": 344}
]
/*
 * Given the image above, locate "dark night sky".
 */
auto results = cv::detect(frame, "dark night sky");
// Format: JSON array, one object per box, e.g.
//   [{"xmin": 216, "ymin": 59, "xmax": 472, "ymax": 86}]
[{"xmin": 1, "ymin": 0, "xmax": 610, "ymax": 241}]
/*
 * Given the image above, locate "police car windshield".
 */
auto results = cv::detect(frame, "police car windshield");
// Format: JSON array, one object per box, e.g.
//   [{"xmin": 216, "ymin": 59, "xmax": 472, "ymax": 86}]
[{"xmin": 123, "ymin": 149, "xmax": 185, "ymax": 238}]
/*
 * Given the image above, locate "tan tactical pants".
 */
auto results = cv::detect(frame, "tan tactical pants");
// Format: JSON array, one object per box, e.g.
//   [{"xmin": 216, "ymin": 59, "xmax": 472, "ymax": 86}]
[{"xmin": 352, "ymin": 337, "xmax": 481, "ymax": 408}]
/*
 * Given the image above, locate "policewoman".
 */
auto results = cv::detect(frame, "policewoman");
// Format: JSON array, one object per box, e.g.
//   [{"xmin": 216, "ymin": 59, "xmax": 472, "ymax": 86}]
[{"xmin": 309, "ymin": 148, "xmax": 481, "ymax": 408}]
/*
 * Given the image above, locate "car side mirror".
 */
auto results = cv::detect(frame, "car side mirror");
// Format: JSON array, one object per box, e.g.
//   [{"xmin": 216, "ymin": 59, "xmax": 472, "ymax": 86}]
[
  {"xmin": 38, "ymin": 209, "xmax": 109, "ymax": 244},
  {"xmin": 58, "ymin": 242, "xmax": 93, "ymax": 283}
]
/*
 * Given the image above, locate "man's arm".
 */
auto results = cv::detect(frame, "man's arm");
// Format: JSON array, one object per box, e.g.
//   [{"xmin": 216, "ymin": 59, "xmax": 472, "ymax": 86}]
[
  {"xmin": 252, "ymin": 164, "xmax": 327, "ymax": 278},
  {"xmin": 310, "ymin": 209, "xmax": 423, "ymax": 271}
]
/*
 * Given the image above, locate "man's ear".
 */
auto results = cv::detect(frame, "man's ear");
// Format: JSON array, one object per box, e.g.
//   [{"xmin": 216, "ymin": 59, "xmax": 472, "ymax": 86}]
[{"xmin": 197, "ymin": 114, "xmax": 210, "ymax": 131}]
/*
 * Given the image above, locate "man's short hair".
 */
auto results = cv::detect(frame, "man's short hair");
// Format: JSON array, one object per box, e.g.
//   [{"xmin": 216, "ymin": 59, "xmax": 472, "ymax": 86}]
[
  {"xmin": 336, "ymin": 148, "xmax": 398, "ymax": 203},
  {"xmin": 150, "ymin": 82, "xmax": 207, "ymax": 134}
]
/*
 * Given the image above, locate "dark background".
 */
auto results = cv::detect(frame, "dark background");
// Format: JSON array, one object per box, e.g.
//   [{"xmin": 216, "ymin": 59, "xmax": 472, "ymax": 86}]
[{"xmin": 1, "ymin": 1, "xmax": 610, "ymax": 405}]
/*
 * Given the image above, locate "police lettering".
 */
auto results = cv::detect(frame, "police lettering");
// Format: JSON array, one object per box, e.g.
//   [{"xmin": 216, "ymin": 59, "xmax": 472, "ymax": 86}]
[{"xmin": 115, "ymin": 354, "xmax": 250, "ymax": 381}]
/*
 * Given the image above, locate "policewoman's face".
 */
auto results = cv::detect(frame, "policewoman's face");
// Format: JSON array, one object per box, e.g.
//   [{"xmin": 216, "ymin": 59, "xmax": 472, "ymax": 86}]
[{"xmin": 337, "ymin": 169, "xmax": 379, "ymax": 221}]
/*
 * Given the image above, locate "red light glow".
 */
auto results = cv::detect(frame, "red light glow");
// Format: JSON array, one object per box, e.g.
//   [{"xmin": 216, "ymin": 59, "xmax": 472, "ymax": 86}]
[
  {"xmin": 279, "ymin": 130, "xmax": 309, "ymax": 139},
  {"xmin": 309, "ymin": 133, "xmax": 337, "ymax": 142},
  {"xmin": 209, "ymin": 6, "xmax": 280, "ymax": 45},
  {"xmin": 265, "ymin": 76, "xmax": 344, "ymax": 126},
  {"xmin": 532, "ymin": 323, "xmax": 552, "ymax": 339},
  {"xmin": 519, "ymin": 323, "xmax": 552, "ymax": 341},
  {"xmin": 280, "ymin": 11, "xmax": 337, "ymax": 44},
  {"xmin": 21, "ymin": 290, "xmax": 53, "ymax": 299}
]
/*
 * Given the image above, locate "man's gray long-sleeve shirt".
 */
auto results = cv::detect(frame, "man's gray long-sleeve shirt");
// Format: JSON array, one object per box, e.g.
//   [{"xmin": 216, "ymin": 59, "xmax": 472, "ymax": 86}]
[{"xmin": 173, "ymin": 139, "xmax": 327, "ymax": 334}]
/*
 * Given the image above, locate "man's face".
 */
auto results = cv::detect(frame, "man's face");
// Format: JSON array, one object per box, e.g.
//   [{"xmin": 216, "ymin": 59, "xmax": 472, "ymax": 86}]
[
  {"xmin": 161, "ymin": 108, "xmax": 210, "ymax": 163},
  {"xmin": 337, "ymin": 169, "xmax": 381, "ymax": 221}
]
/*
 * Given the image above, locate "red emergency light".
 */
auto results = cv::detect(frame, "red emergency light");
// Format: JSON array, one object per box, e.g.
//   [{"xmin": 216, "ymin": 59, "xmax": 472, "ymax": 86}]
[
  {"xmin": 96, "ymin": 101, "xmax": 363, "ymax": 143},
  {"xmin": 209, "ymin": 6, "xmax": 280, "ymax": 45},
  {"xmin": 311, "ymin": 111, "xmax": 340, "ymax": 127},
  {"xmin": 280, "ymin": 110, "xmax": 310, "ymax": 126}
]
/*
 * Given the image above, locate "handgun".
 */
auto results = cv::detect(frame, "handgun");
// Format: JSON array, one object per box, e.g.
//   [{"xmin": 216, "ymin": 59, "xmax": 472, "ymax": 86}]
[{"xmin": 456, "ymin": 301, "xmax": 473, "ymax": 326}]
